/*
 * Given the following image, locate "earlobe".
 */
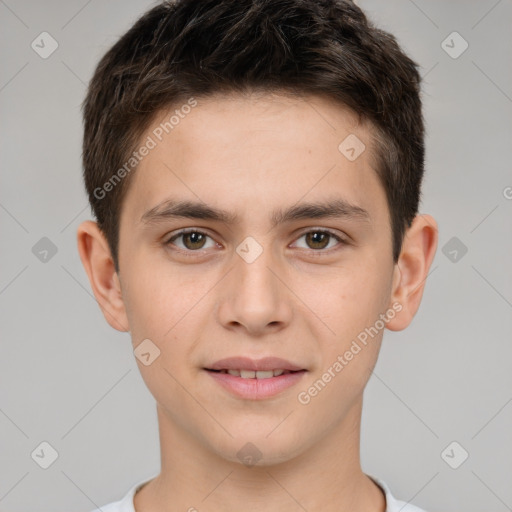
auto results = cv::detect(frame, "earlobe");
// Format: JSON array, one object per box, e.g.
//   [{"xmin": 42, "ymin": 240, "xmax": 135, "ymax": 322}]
[
  {"xmin": 76, "ymin": 220, "xmax": 130, "ymax": 332},
  {"xmin": 386, "ymin": 214, "xmax": 438, "ymax": 331}
]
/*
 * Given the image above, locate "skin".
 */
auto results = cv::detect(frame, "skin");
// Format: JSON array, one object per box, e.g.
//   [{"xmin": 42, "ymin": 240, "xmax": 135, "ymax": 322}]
[{"xmin": 77, "ymin": 91, "xmax": 438, "ymax": 512}]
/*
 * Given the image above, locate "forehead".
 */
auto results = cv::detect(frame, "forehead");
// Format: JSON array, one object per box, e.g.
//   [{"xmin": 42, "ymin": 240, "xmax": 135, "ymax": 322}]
[{"xmin": 120, "ymin": 92, "xmax": 387, "ymax": 228}]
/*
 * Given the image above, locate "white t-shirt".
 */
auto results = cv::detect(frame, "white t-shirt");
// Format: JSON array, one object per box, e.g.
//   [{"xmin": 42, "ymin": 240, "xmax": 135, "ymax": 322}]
[{"xmin": 90, "ymin": 474, "xmax": 427, "ymax": 512}]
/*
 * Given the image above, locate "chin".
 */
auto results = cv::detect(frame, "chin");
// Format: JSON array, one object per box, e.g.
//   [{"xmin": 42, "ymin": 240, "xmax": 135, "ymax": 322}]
[{"xmin": 208, "ymin": 426, "xmax": 308, "ymax": 468}]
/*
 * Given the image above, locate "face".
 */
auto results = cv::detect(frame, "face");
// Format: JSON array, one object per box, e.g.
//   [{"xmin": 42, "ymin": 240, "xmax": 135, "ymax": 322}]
[{"xmin": 115, "ymin": 92, "xmax": 398, "ymax": 464}]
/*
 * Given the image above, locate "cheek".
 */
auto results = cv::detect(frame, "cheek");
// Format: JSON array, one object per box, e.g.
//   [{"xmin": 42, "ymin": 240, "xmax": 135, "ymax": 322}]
[
  {"xmin": 303, "ymin": 252, "xmax": 392, "ymax": 334},
  {"xmin": 121, "ymin": 256, "xmax": 193, "ymax": 339},
  {"xmin": 121, "ymin": 263, "xmax": 211, "ymax": 384},
  {"xmin": 299, "ymin": 251, "xmax": 391, "ymax": 396}
]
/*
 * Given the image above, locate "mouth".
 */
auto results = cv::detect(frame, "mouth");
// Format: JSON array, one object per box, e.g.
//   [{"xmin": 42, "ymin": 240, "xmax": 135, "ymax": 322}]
[
  {"xmin": 203, "ymin": 357, "xmax": 308, "ymax": 400},
  {"xmin": 204, "ymin": 368, "xmax": 304, "ymax": 379},
  {"xmin": 206, "ymin": 355, "xmax": 306, "ymax": 373}
]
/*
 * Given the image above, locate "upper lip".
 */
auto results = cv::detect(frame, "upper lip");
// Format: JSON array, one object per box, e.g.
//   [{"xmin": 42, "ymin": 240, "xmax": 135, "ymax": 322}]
[{"xmin": 206, "ymin": 356, "xmax": 306, "ymax": 372}]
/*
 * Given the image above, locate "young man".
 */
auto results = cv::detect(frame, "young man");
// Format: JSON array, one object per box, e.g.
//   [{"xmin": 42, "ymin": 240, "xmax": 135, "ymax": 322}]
[{"xmin": 77, "ymin": 0, "xmax": 438, "ymax": 510}]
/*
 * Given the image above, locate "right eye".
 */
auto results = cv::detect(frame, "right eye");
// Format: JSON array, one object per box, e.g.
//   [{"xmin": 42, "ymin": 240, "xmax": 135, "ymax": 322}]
[{"xmin": 164, "ymin": 228, "xmax": 219, "ymax": 252}]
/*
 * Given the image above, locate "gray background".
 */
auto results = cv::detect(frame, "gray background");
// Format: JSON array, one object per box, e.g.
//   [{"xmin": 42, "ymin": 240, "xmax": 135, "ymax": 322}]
[{"xmin": 0, "ymin": 1, "xmax": 511, "ymax": 511}]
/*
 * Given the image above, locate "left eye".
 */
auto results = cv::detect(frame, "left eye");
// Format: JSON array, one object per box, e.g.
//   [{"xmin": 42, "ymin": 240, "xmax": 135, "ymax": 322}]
[{"xmin": 292, "ymin": 230, "xmax": 345, "ymax": 251}]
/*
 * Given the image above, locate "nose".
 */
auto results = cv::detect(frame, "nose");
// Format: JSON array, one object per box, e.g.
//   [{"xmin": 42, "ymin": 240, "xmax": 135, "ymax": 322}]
[{"xmin": 215, "ymin": 240, "xmax": 293, "ymax": 336}]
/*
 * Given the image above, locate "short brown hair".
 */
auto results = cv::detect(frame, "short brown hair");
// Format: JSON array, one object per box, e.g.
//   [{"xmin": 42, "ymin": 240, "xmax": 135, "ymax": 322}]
[{"xmin": 82, "ymin": 0, "xmax": 425, "ymax": 272}]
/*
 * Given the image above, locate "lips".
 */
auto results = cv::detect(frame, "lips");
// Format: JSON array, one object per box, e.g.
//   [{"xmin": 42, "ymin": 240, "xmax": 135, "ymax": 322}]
[{"xmin": 204, "ymin": 356, "xmax": 308, "ymax": 399}]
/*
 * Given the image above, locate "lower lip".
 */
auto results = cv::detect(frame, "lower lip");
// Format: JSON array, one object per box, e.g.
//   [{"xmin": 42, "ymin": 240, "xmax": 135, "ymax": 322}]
[{"xmin": 205, "ymin": 370, "xmax": 307, "ymax": 400}]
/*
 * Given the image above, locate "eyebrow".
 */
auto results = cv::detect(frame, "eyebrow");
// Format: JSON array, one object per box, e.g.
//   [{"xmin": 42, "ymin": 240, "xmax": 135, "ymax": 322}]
[{"xmin": 140, "ymin": 197, "xmax": 371, "ymax": 228}]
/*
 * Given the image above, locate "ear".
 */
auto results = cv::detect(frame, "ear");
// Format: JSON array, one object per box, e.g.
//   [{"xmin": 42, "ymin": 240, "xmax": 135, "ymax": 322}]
[
  {"xmin": 386, "ymin": 214, "xmax": 438, "ymax": 331},
  {"xmin": 76, "ymin": 220, "xmax": 130, "ymax": 332}
]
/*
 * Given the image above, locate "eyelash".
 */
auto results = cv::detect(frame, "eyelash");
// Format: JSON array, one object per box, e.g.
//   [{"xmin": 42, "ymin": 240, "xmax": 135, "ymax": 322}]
[{"xmin": 164, "ymin": 227, "xmax": 348, "ymax": 256}]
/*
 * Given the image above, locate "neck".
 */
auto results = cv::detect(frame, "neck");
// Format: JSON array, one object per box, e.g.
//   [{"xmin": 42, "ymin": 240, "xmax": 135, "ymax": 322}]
[{"xmin": 134, "ymin": 397, "xmax": 386, "ymax": 512}]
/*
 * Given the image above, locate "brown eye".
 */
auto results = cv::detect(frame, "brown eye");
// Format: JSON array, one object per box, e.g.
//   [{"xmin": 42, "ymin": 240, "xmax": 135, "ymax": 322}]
[
  {"xmin": 293, "ymin": 229, "xmax": 346, "ymax": 251},
  {"xmin": 166, "ymin": 230, "xmax": 215, "ymax": 251},
  {"xmin": 181, "ymin": 232, "xmax": 207, "ymax": 250},
  {"xmin": 305, "ymin": 231, "xmax": 330, "ymax": 249}
]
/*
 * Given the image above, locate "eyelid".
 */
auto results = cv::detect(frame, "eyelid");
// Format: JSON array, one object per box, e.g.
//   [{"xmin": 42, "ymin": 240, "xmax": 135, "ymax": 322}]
[{"xmin": 294, "ymin": 226, "xmax": 348, "ymax": 241}]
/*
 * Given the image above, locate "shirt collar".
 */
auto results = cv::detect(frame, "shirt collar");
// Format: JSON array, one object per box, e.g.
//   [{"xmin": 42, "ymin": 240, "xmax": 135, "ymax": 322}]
[{"xmin": 121, "ymin": 473, "xmax": 401, "ymax": 512}]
